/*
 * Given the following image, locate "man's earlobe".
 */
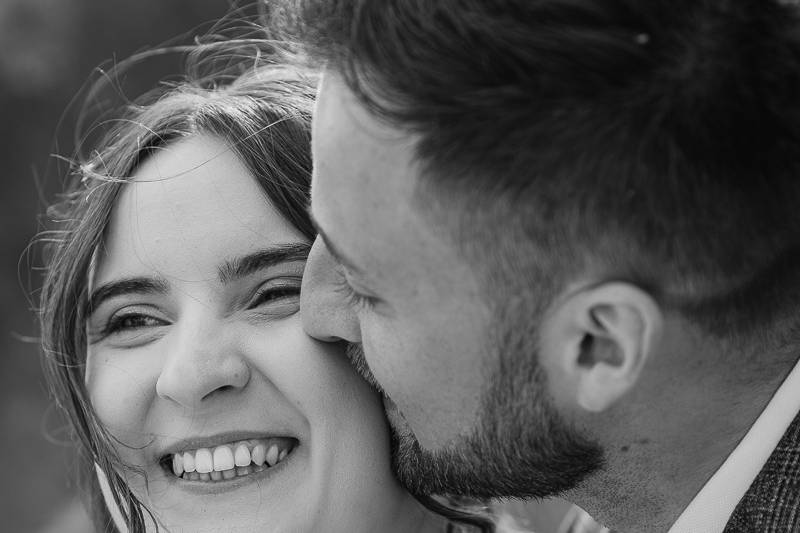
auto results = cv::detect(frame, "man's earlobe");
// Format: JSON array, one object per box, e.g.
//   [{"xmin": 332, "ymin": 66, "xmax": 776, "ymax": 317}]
[{"xmin": 541, "ymin": 282, "xmax": 664, "ymax": 413}]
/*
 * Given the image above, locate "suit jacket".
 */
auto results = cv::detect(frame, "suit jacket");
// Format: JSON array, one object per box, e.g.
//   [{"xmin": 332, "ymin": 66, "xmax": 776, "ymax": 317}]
[{"xmin": 723, "ymin": 409, "xmax": 800, "ymax": 532}]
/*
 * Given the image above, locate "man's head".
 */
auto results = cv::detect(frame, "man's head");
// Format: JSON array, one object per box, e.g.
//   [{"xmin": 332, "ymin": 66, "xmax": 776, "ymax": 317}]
[{"xmin": 291, "ymin": 0, "xmax": 800, "ymax": 500}]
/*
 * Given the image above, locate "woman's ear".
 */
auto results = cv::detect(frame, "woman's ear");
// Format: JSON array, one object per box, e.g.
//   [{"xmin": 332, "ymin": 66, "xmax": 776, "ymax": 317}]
[{"xmin": 540, "ymin": 282, "xmax": 664, "ymax": 413}]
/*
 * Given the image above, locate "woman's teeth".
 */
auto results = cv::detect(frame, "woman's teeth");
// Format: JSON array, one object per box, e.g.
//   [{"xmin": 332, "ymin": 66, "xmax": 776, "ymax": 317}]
[{"xmin": 169, "ymin": 438, "xmax": 295, "ymax": 481}]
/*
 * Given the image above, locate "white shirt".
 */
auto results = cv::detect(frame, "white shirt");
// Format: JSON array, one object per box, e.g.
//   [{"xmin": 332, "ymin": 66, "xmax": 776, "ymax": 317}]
[{"xmin": 668, "ymin": 356, "xmax": 800, "ymax": 533}]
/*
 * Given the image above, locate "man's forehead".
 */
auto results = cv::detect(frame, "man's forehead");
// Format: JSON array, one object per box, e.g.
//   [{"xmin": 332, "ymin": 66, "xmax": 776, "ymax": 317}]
[
  {"xmin": 314, "ymin": 70, "xmax": 361, "ymax": 137},
  {"xmin": 317, "ymin": 69, "xmax": 350, "ymax": 106},
  {"xmin": 316, "ymin": 69, "xmax": 417, "ymax": 144},
  {"xmin": 311, "ymin": 71, "xmax": 440, "ymax": 280},
  {"xmin": 313, "ymin": 72, "xmax": 417, "ymax": 196}
]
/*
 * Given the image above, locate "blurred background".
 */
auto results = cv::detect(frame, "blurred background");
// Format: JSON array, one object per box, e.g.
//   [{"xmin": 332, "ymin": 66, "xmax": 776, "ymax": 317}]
[{"xmin": 0, "ymin": 1, "xmax": 234, "ymax": 531}]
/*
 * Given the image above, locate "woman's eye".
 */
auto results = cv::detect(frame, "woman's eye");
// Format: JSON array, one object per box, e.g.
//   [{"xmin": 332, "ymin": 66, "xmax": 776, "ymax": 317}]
[
  {"xmin": 248, "ymin": 284, "xmax": 301, "ymax": 310},
  {"xmin": 87, "ymin": 303, "xmax": 170, "ymax": 346},
  {"xmin": 106, "ymin": 313, "xmax": 166, "ymax": 334}
]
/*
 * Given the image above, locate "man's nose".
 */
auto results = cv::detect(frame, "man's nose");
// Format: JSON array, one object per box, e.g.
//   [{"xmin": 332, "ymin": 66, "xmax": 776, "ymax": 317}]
[
  {"xmin": 156, "ymin": 316, "xmax": 250, "ymax": 409},
  {"xmin": 301, "ymin": 236, "xmax": 362, "ymax": 343}
]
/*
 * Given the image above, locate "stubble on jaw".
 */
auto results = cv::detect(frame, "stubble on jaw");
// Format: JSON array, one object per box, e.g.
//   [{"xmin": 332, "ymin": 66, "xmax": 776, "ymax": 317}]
[
  {"xmin": 345, "ymin": 341, "xmax": 385, "ymax": 392},
  {"xmin": 344, "ymin": 338, "xmax": 604, "ymax": 499}
]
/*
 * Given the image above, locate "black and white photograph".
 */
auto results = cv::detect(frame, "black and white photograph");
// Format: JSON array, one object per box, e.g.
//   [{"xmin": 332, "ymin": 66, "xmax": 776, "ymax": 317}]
[{"xmin": 2, "ymin": 1, "xmax": 799, "ymax": 532}]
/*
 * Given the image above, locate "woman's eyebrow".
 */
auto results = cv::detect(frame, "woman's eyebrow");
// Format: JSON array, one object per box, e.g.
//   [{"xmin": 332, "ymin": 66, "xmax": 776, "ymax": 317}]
[
  {"xmin": 89, "ymin": 277, "xmax": 169, "ymax": 313},
  {"xmin": 217, "ymin": 242, "xmax": 311, "ymax": 284}
]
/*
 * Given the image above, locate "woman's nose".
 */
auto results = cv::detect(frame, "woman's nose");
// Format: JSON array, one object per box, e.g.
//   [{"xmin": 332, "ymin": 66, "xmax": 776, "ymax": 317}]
[
  {"xmin": 301, "ymin": 236, "xmax": 362, "ymax": 343},
  {"xmin": 155, "ymin": 316, "xmax": 250, "ymax": 409}
]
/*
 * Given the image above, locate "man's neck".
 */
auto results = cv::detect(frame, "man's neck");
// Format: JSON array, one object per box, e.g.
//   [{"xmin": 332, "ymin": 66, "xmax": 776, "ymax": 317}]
[{"xmin": 567, "ymin": 353, "xmax": 795, "ymax": 532}]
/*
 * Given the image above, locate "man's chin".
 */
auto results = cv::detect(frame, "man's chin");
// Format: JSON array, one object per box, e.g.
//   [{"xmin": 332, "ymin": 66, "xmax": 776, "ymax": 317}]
[
  {"xmin": 390, "ymin": 422, "xmax": 501, "ymax": 499},
  {"xmin": 388, "ymin": 404, "xmax": 604, "ymax": 500}
]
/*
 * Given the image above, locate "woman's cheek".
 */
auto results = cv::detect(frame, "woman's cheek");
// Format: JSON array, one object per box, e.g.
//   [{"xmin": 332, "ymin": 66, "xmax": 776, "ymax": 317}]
[
  {"xmin": 245, "ymin": 319, "xmax": 382, "ymax": 425},
  {"xmin": 297, "ymin": 341, "xmax": 387, "ymax": 435},
  {"xmin": 86, "ymin": 347, "xmax": 158, "ymax": 447}
]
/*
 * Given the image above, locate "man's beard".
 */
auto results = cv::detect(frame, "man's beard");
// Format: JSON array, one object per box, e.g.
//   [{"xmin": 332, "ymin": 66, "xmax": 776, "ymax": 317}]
[{"xmin": 345, "ymin": 325, "xmax": 604, "ymax": 500}]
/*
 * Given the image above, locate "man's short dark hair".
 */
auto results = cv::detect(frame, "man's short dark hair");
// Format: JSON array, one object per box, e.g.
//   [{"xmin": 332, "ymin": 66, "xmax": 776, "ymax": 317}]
[{"xmin": 284, "ymin": 0, "xmax": 800, "ymax": 343}]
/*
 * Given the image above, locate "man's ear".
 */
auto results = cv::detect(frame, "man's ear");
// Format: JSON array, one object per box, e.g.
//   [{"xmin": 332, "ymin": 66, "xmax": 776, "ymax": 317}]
[{"xmin": 540, "ymin": 282, "xmax": 664, "ymax": 413}]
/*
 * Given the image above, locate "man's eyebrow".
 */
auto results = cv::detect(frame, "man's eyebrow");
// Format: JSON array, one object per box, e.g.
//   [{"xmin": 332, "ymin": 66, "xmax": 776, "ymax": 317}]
[
  {"xmin": 218, "ymin": 243, "xmax": 311, "ymax": 284},
  {"xmin": 309, "ymin": 214, "xmax": 364, "ymax": 275},
  {"xmin": 89, "ymin": 277, "xmax": 169, "ymax": 313}
]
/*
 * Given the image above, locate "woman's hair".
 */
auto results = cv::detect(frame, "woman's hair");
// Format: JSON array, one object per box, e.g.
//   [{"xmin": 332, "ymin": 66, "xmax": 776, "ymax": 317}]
[
  {"xmin": 39, "ymin": 35, "xmax": 496, "ymax": 533},
  {"xmin": 39, "ymin": 39, "xmax": 317, "ymax": 532}
]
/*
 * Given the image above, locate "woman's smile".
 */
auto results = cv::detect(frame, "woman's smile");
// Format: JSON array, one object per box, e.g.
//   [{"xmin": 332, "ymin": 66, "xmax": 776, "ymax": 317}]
[{"xmin": 166, "ymin": 436, "xmax": 296, "ymax": 481}]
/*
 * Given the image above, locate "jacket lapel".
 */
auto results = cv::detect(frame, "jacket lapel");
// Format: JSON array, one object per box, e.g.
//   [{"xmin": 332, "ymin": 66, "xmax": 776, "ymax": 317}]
[{"xmin": 723, "ymin": 409, "xmax": 800, "ymax": 532}]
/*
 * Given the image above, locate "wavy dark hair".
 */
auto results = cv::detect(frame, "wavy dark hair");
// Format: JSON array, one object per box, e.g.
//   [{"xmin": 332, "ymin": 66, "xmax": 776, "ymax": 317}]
[
  {"xmin": 39, "ymin": 39, "xmax": 315, "ymax": 532},
  {"xmin": 37, "ymin": 34, "xmax": 495, "ymax": 533}
]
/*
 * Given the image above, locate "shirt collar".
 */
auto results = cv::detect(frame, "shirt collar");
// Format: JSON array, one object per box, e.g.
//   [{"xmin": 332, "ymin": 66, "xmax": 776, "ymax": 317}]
[{"xmin": 668, "ymin": 355, "xmax": 800, "ymax": 533}]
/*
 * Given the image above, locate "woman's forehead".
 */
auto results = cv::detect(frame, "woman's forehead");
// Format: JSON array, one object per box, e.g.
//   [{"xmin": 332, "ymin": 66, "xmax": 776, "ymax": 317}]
[{"xmin": 93, "ymin": 135, "xmax": 305, "ymax": 285}]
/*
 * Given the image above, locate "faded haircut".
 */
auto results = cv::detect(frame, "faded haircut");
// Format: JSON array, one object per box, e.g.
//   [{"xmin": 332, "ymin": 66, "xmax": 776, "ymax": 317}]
[{"xmin": 280, "ymin": 0, "xmax": 800, "ymax": 345}]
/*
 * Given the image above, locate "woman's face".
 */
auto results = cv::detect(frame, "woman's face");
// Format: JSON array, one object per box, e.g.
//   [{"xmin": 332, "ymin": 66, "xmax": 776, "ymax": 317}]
[{"xmin": 86, "ymin": 135, "xmax": 423, "ymax": 532}]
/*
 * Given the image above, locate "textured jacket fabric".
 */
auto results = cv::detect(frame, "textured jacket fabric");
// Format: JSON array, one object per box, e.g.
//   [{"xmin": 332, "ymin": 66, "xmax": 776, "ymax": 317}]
[{"xmin": 723, "ymin": 410, "xmax": 800, "ymax": 532}]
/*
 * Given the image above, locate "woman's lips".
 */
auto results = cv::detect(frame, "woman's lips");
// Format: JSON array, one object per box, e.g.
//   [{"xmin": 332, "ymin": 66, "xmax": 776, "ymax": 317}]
[{"xmin": 164, "ymin": 437, "xmax": 297, "ymax": 482}]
